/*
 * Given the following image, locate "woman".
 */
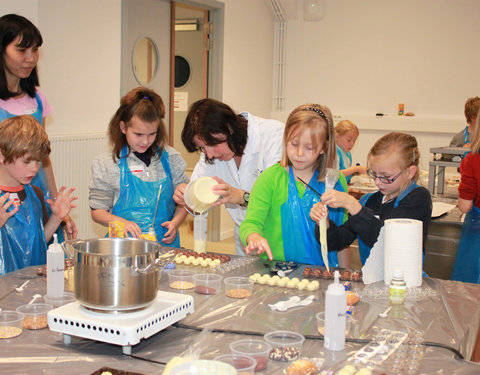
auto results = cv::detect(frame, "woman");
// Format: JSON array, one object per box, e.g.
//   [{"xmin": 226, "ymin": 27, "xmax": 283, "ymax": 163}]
[
  {"xmin": 173, "ymin": 98, "xmax": 285, "ymax": 255},
  {"xmin": 0, "ymin": 13, "xmax": 76, "ymax": 239}
]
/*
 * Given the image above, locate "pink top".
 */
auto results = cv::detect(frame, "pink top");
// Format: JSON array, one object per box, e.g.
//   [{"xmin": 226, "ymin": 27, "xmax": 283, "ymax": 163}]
[
  {"xmin": 0, "ymin": 87, "xmax": 52, "ymax": 121},
  {"xmin": 458, "ymin": 152, "xmax": 480, "ymax": 209}
]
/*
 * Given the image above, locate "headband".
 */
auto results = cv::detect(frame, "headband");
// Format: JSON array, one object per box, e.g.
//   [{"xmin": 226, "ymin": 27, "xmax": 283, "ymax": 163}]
[{"xmin": 301, "ymin": 107, "xmax": 329, "ymax": 125}]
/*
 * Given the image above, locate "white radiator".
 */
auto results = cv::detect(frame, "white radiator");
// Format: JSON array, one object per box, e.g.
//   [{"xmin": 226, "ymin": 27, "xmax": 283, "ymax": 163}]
[{"xmin": 49, "ymin": 133, "xmax": 108, "ymax": 239}]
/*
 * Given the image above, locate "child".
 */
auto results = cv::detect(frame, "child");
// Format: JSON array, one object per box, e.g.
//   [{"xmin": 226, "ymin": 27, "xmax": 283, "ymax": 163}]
[
  {"xmin": 334, "ymin": 120, "xmax": 366, "ymax": 184},
  {"xmin": 240, "ymin": 104, "xmax": 348, "ymax": 265},
  {"xmin": 449, "ymin": 96, "xmax": 480, "ymax": 149},
  {"xmin": 310, "ymin": 132, "xmax": 432, "ymax": 265},
  {"xmin": 451, "ymin": 109, "xmax": 480, "ymax": 284},
  {"xmin": 89, "ymin": 87, "xmax": 189, "ymax": 246},
  {"xmin": 0, "ymin": 115, "xmax": 76, "ymax": 275}
]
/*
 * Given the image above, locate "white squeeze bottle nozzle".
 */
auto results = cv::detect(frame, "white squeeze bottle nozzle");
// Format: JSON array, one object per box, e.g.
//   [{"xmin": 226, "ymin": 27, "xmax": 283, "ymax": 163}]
[
  {"xmin": 46, "ymin": 234, "xmax": 65, "ymax": 297},
  {"xmin": 324, "ymin": 270, "xmax": 347, "ymax": 351}
]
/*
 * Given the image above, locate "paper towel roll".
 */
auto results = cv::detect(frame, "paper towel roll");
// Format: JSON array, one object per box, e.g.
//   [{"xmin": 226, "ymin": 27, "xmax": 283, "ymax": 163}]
[{"xmin": 384, "ymin": 218, "xmax": 423, "ymax": 288}]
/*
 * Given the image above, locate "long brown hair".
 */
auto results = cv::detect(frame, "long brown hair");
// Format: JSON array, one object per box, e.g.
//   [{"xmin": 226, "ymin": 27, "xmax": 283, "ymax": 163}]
[
  {"xmin": 280, "ymin": 103, "xmax": 336, "ymax": 180},
  {"xmin": 108, "ymin": 87, "xmax": 167, "ymax": 162}
]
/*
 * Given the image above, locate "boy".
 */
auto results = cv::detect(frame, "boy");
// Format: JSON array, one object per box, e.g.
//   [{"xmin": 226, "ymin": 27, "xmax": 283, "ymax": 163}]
[
  {"xmin": 0, "ymin": 115, "xmax": 76, "ymax": 275},
  {"xmin": 449, "ymin": 96, "xmax": 480, "ymax": 149}
]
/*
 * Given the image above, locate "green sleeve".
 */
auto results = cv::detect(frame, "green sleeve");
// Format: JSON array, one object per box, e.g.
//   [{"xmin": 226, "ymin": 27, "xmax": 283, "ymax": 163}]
[{"xmin": 338, "ymin": 172, "xmax": 349, "ymax": 224}]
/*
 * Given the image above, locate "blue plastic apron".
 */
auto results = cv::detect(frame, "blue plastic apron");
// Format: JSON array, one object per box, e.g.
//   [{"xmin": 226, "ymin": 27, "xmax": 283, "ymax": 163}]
[
  {"xmin": 357, "ymin": 182, "xmax": 419, "ymax": 265},
  {"xmin": 0, "ymin": 185, "xmax": 47, "ymax": 275},
  {"xmin": 451, "ymin": 204, "xmax": 480, "ymax": 284},
  {"xmin": 281, "ymin": 167, "xmax": 344, "ymax": 266},
  {"xmin": 111, "ymin": 145, "xmax": 180, "ymax": 247},
  {"xmin": 336, "ymin": 145, "xmax": 353, "ymax": 184},
  {"xmin": 0, "ymin": 94, "xmax": 64, "ymax": 242}
]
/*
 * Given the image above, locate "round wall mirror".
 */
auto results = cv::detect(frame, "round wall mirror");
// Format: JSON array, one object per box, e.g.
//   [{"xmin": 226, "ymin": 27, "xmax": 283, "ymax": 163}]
[
  {"xmin": 132, "ymin": 37, "xmax": 159, "ymax": 85},
  {"xmin": 174, "ymin": 55, "xmax": 191, "ymax": 88}
]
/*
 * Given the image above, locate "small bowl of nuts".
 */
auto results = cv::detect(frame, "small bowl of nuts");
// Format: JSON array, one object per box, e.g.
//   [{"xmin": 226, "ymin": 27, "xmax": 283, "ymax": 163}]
[
  {"xmin": 167, "ymin": 269, "xmax": 195, "ymax": 290},
  {"xmin": 0, "ymin": 311, "xmax": 24, "ymax": 339},
  {"xmin": 224, "ymin": 276, "xmax": 253, "ymax": 299},
  {"xmin": 263, "ymin": 330, "xmax": 305, "ymax": 362},
  {"xmin": 16, "ymin": 303, "xmax": 53, "ymax": 330}
]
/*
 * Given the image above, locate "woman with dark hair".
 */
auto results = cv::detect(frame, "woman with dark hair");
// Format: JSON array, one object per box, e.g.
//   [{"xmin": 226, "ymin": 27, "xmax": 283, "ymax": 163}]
[
  {"xmin": 173, "ymin": 98, "xmax": 285, "ymax": 254},
  {"xmin": 0, "ymin": 13, "xmax": 77, "ymax": 239}
]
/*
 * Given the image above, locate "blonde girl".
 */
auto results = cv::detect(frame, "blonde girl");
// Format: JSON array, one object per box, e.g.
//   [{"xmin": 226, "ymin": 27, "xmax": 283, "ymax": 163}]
[
  {"xmin": 335, "ymin": 120, "xmax": 366, "ymax": 184},
  {"xmin": 311, "ymin": 132, "xmax": 432, "ymax": 264},
  {"xmin": 240, "ymin": 104, "xmax": 348, "ymax": 264}
]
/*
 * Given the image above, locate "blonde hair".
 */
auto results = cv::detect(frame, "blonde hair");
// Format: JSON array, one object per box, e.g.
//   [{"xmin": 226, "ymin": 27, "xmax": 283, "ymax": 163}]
[
  {"xmin": 0, "ymin": 115, "xmax": 50, "ymax": 163},
  {"xmin": 335, "ymin": 120, "xmax": 359, "ymax": 137},
  {"xmin": 470, "ymin": 108, "xmax": 480, "ymax": 154},
  {"xmin": 280, "ymin": 104, "xmax": 336, "ymax": 180},
  {"xmin": 368, "ymin": 132, "xmax": 420, "ymax": 182},
  {"xmin": 464, "ymin": 96, "xmax": 480, "ymax": 124}
]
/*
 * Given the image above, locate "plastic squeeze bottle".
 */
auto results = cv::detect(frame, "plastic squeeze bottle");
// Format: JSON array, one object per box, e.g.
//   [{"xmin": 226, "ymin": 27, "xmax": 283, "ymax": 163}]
[
  {"xmin": 324, "ymin": 270, "xmax": 347, "ymax": 351},
  {"xmin": 389, "ymin": 268, "xmax": 406, "ymax": 305},
  {"xmin": 47, "ymin": 234, "xmax": 65, "ymax": 297}
]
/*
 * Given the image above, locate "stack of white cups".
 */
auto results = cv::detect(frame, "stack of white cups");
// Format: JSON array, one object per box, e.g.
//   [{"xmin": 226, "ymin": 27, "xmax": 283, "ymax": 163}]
[{"xmin": 384, "ymin": 218, "xmax": 423, "ymax": 288}]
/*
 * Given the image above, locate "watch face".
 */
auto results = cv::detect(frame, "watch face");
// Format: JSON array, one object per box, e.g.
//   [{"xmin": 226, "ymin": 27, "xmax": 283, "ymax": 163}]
[{"xmin": 244, "ymin": 192, "xmax": 250, "ymax": 202}]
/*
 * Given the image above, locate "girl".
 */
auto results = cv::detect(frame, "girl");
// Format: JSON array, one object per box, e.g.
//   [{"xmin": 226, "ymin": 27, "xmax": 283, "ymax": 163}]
[
  {"xmin": 335, "ymin": 120, "xmax": 366, "ymax": 184},
  {"xmin": 89, "ymin": 87, "xmax": 189, "ymax": 246},
  {"xmin": 240, "ymin": 104, "xmax": 348, "ymax": 265},
  {"xmin": 0, "ymin": 14, "xmax": 76, "ymax": 239},
  {"xmin": 311, "ymin": 132, "xmax": 432, "ymax": 265},
  {"xmin": 451, "ymin": 109, "xmax": 480, "ymax": 284}
]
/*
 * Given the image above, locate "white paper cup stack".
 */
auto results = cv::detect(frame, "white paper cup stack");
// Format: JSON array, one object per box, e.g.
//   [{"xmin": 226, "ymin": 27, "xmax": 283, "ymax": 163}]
[{"xmin": 384, "ymin": 218, "xmax": 423, "ymax": 288}]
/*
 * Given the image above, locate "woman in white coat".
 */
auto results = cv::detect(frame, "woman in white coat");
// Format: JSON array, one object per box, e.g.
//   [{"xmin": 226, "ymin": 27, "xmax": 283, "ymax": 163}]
[{"xmin": 173, "ymin": 98, "xmax": 285, "ymax": 254}]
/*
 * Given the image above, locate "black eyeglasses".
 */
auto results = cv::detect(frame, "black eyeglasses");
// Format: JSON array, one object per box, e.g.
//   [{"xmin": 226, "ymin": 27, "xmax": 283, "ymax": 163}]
[{"xmin": 366, "ymin": 169, "xmax": 403, "ymax": 184}]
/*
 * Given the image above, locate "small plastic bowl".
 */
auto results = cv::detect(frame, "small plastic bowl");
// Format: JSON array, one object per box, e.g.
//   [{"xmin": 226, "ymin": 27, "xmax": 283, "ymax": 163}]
[
  {"xmin": 193, "ymin": 273, "xmax": 222, "ymax": 295},
  {"xmin": 43, "ymin": 292, "xmax": 76, "ymax": 308},
  {"xmin": 316, "ymin": 312, "xmax": 352, "ymax": 337},
  {"xmin": 170, "ymin": 359, "xmax": 236, "ymax": 375},
  {"xmin": 167, "ymin": 269, "xmax": 195, "ymax": 290},
  {"xmin": 0, "ymin": 311, "xmax": 24, "ymax": 339},
  {"xmin": 224, "ymin": 276, "xmax": 253, "ymax": 299},
  {"xmin": 263, "ymin": 330, "xmax": 305, "ymax": 362},
  {"xmin": 230, "ymin": 339, "xmax": 272, "ymax": 371},
  {"xmin": 214, "ymin": 353, "xmax": 257, "ymax": 375},
  {"xmin": 16, "ymin": 303, "xmax": 53, "ymax": 330}
]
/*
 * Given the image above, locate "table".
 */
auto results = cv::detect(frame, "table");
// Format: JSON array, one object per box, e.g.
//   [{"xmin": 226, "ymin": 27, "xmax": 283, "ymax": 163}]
[
  {"xmin": 0, "ymin": 261, "xmax": 479, "ymax": 374},
  {"xmin": 428, "ymin": 147, "xmax": 464, "ymax": 195}
]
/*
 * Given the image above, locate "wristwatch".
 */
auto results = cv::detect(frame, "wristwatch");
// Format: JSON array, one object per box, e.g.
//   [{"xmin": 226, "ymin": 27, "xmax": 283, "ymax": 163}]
[{"xmin": 241, "ymin": 191, "xmax": 250, "ymax": 207}]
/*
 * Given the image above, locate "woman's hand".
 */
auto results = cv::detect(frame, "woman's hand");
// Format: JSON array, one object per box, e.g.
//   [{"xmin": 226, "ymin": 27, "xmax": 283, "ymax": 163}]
[
  {"xmin": 0, "ymin": 193, "xmax": 19, "ymax": 229},
  {"xmin": 211, "ymin": 176, "xmax": 244, "ymax": 206},
  {"xmin": 161, "ymin": 220, "xmax": 177, "ymax": 244},
  {"xmin": 245, "ymin": 233, "xmax": 273, "ymax": 260},
  {"xmin": 173, "ymin": 183, "xmax": 187, "ymax": 206},
  {"xmin": 47, "ymin": 186, "xmax": 78, "ymax": 222},
  {"xmin": 321, "ymin": 190, "xmax": 362, "ymax": 215},
  {"xmin": 310, "ymin": 202, "xmax": 328, "ymax": 222}
]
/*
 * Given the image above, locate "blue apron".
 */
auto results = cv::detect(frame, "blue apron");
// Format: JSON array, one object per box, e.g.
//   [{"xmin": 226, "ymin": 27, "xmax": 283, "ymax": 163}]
[
  {"xmin": 0, "ymin": 185, "xmax": 47, "ymax": 275},
  {"xmin": 337, "ymin": 145, "xmax": 353, "ymax": 184},
  {"xmin": 281, "ymin": 167, "xmax": 345, "ymax": 266},
  {"xmin": 357, "ymin": 182, "xmax": 419, "ymax": 265},
  {"xmin": 451, "ymin": 204, "xmax": 480, "ymax": 284},
  {"xmin": 111, "ymin": 145, "xmax": 180, "ymax": 247},
  {"xmin": 0, "ymin": 93, "xmax": 63, "ymax": 242}
]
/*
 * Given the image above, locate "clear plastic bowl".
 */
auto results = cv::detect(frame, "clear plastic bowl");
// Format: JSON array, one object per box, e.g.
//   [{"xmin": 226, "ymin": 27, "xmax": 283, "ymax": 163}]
[
  {"xmin": 214, "ymin": 353, "xmax": 257, "ymax": 375},
  {"xmin": 193, "ymin": 273, "xmax": 222, "ymax": 295},
  {"xmin": 167, "ymin": 269, "xmax": 195, "ymax": 290},
  {"xmin": 169, "ymin": 359, "xmax": 236, "ymax": 375},
  {"xmin": 263, "ymin": 330, "xmax": 305, "ymax": 361},
  {"xmin": 43, "ymin": 292, "xmax": 76, "ymax": 308},
  {"xmin": 16, "ymin": 303, "xmax": 53, "ymax": 330},
  {"xmin": 224, "ymin": 276, "xmax": 253, "ymax": 299},
  {"xmin": 230, "ymin": 339, "xmax": 272, "ymax": 371},
  {"xmin": 316, "ymin": 311, "xmax": 352, "ymax": 336},
  {"xmin": 0, "ymin": 311, "xmax": 24, "ymax": 339}
]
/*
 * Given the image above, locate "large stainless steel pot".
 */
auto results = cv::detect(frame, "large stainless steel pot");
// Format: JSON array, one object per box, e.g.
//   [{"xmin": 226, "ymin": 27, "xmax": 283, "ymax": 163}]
[{"xmin": 62, "ymin": 238, "xmax": 175, "ymax": 313}]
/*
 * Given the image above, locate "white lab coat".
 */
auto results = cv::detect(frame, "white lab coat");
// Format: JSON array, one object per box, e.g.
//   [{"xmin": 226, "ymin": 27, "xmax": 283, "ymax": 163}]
[{"xmin": 191, "ymin": 112, "xmax": 285, "ymax": 254}]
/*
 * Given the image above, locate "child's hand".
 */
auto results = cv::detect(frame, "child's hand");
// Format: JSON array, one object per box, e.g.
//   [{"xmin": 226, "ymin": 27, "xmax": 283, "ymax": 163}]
[
  {"xmin": 173, "ymin": 183, "xmax": 187, "ymax": 206},
  {"xmin": 245, "ymin": 233, "xmax": 273, "ymax": 260},
  {"xmin": 310, "ymin": 202, "xmax": 328, "ymax": 222},
  {"xmin": 122, "ymin": 220, "xmax": 142, "ymax": 238},
  {"xmin": 355, "ymin": 165, "xmax": 367, "ymax": 175},
  {"xmin": 47, "ymin": 186, "xmax": 78, "ymax": 221},
  {"xmin": 63, "ymin": 215, "xmax": 78, "ymax": 240},
  {"xmin": 161, "ymin": 221, "xmax": 177, "ymax": 244},
  {"xmin": 0, "ymin": 193, "xmax": 19, "ymax": 229},
  {"xmin": 321, "ymin": 190, "xmax": 362, "ymax": 215},
  {"xmin": 211, "ymin": 176, "xmax": 244, "ymax": 206}
]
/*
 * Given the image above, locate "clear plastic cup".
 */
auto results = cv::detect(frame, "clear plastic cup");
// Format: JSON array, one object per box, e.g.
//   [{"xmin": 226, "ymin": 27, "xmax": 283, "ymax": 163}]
[
  {"xmin": 16, "ymin": 303, "xmax": 53, "ymax": 330},
  {"xmin": 230, "ymin": 339, "xmax": 271, "ymax": 371},
  {"xmin": 169, "ymin": 359, "xmax": 236, "ymax": 375},
  {"xmin": 224, "ymin": 276, "xmax": 254, "ymax": 299},
  {"xmin": 43, "ymin": 292, "xmax": 76, "ymax": 308},
  {"xmin": 263, "ymin": 330, "xmax": 305, "ymax": 362},
  {"xmin": 193, "ymin": 273, "xmax": 222, "ymax": 295},
  {"xmin": 167, "ymin": 269, "xmax": 195, "ymax": 290},
  {"xmin": 316, "ymin": 312, "xmax": 352, "ymax": 336},
  {"xmin": 0, "ymin": 311, "xmax": 24, "ymax": 339},
  {"xmin": 214, "ymin": 353, "xmax": 257, "ymax": 375}
]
